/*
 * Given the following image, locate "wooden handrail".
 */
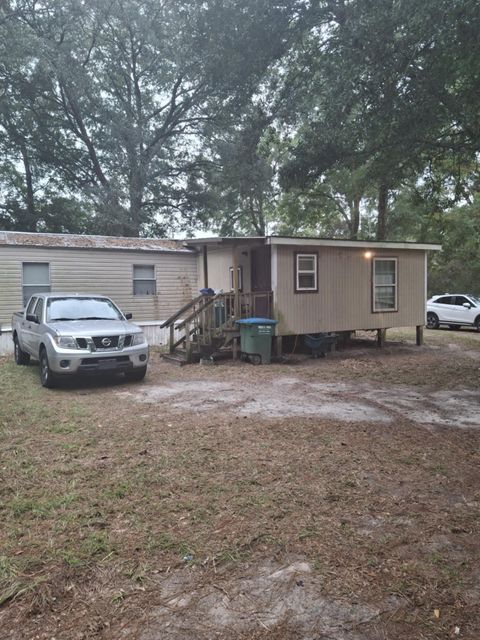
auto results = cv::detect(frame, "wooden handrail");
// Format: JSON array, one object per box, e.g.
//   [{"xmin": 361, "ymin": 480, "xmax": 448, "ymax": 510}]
[
  {"xmin": 176, "ymin": 293, "xmax": 221, "ymax": 329},
  {"xmin": 160, "ymin": 294, "xmax": 205, "ymax": 328}
]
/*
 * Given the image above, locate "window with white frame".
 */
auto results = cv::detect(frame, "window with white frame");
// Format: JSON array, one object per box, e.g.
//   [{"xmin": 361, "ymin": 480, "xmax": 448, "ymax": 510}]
[
  {"xmin": 295, "ymin": 253, "xmax": 317, "ymax": 292},
  {"xmin": 133, "ymin": 265, "xmax": 156, "ymax": 295},
  {"xmin": 22, "ymin": 262, "xmax": 50, "ymax": 306},
  {"xmin": 229, "ymin": 266, "xmax": 243, "ymax": 291},
  {"xmin": 373, "ymin": 258, "xmax": 397, "ymax": 311}
]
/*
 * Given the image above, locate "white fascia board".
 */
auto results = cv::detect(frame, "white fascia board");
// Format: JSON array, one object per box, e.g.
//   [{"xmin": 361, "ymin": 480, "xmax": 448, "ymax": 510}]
[{"xmin": 266, "ymin": 237, "xmax": 442, "ymax": 251}]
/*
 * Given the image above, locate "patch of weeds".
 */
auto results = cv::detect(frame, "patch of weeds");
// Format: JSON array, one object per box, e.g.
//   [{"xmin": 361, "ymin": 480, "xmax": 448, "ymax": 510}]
[
  {"xmin": 340, "ymin": 522, "xmax": 355, "ymax": 538},
  {"xmin": 61, "ymin": 551, "xmax": 85, "ymax": 568},
  {"xmin": 81, "ymin": 532, "xmax": 116, "ymax": 560},
  {"xmin": 148, "ymin": 532, "xmax": 176, "ymax": 552},
  {"xmin": 112, "ymin": 590, "xmax": 126, "ymax": 604},
  {"xmin": 9, "ymin": 492, "xmax": 79, "ymax": 518},
  {"xmin": 0, "ymin": 556, "xmax": 39, "ymax": 606},
  {"xmin": 103, "ymin": 482, "xmax": 131, "ymax": 500},
  {"xmin": 47, "ymin": 422, "xmax": 77, "ymax": 434},
  {"xmin": 178, "ymin": 541, "xmax": 194, "ymax": 559},
  {"xmin": 215, "ymin": 547, "xmax": 250, "ymax": 565},
  {"xmin": 430, "ymin": 464, "xmax": 448, "ymax": 475},
  {"xmin": 298, "ymin": 527, "xmax": 319, "ymax": 541},
  {"xmin": 428, "ymin": 552, "xmax": 445, "ymax": 566}
]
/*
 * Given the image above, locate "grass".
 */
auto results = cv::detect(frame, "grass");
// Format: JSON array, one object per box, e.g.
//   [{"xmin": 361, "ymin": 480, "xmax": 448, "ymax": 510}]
[{"xmin": 0, "ymin": 333, "xmax": 479, "ymax": 638}]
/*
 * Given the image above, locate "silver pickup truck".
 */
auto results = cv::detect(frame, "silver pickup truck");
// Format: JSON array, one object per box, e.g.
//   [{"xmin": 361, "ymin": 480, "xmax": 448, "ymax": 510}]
[{"xmin": 12, "ymin": 293, "xmax": 149, "ymax": 387}]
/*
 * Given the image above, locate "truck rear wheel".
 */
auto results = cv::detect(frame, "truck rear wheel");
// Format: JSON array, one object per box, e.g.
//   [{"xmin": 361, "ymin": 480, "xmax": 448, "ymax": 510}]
[
  {"xmin": 14, "ymin": 336, "xmax": 30, "ymax": 365},
  {"xmin": 40, "ymin": 348, "xmax": 57, "ymax": 388}
]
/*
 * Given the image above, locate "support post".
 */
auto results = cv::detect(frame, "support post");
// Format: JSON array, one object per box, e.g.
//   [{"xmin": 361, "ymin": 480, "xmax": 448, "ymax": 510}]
[
  {"xmin": 185, "ymin": 321, "xmax": 192, "ymax": 362},
  {"xmin": 275, "ymin": 335, "xmax": 283, "ymax": 358},
  {"xmin": 377, "ymin": 328, "xmax": 386, "ymax": 348},
  {"xmin": 232, "ymin": 337, "xmax": 239, "ymax": 360},
  {"xmin": 232, "ymin": 246, "xmax": 240, "ymax": 320},
  {"xmin": 203, "ymin": 245, "xmax": 209, "ymax": 288},
  {"xmin": 169, "ymin": 324, "xmax": 174, "ymax": 353},
  {"xmin": 416, "ymin": 325, "xmax": 424, "ymax": 346}
]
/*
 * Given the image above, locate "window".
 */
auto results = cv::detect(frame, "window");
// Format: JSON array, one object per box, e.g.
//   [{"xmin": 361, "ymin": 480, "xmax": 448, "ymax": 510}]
[
  {"xmin": 22, "ymin": 262, "xmax": 50, "ymax": 306},
  {"xmin": 34, "ymin": 297, "xmax": 45, "ymax": 322},
  {"xmin": 295, "ymin": 253, "xmax": 317, "ymax": 292},
  {"xmin": 373, "ymin": 258, "xmax": 397, "ymax": 312},
  {"xmin": 133, "ymin": 265, "xmax": 156, "ymax": 295},
  {"xmin": 436, "ymin": 296, "xmax": 454, "ymax": 305},
  {"xmin": 454, "ymin": 296, "xmax": 472, "ymax": 307},
  {"xmin": 229, "ymin": 266, "xmax": 243, "ymax": 291},
  {"xmin": 26, "ymin": 297, "xmax": 38, "ymax": 315}
]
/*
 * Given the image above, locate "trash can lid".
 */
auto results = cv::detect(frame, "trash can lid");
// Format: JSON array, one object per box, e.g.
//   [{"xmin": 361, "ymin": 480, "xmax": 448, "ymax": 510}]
[{"xmin": 236, "ymin": 317, "xmax": 278, "ymax": 325}]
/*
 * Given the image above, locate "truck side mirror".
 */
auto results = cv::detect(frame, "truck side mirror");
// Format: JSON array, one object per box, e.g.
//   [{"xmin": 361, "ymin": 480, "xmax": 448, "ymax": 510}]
[
  {"xmin": 125, "ymin": 312, "xmax": 133, "ymax": 320},
  {"xmin": 26, "ymin": 313, "xmax": 39, "ymax": 323},
  {"xmin": 463, "ymin": 302, "xmax": 472, "ymax": 309}
]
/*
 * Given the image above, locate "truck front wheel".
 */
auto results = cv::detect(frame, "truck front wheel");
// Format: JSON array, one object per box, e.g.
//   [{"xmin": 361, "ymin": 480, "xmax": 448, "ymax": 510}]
[
  {"xmin": 14, "ymin": 336, "xmax": 30, "ymax": 365},
  {"xmin": 39, "ymin": 348, "xmax": 57, "ymax": 388},
  {"xmin": 125, "ymin": 367, "xmax": 147, "ymax": 382}
]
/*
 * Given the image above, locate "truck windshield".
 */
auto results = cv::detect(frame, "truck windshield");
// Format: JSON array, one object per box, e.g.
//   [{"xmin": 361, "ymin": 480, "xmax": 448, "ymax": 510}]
[{"xmin": 47, "ymin": 297, "xmax": 123, "ymax": 322}]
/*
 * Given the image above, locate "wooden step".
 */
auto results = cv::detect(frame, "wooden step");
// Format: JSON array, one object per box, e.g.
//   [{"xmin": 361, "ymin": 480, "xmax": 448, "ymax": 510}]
[{"xmin": 161, "ymin": 353, "xmax": 187, "ymax": 366}]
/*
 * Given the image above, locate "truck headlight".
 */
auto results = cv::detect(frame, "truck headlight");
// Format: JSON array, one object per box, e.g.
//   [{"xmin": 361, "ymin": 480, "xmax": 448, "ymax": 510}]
[
  {"xmin": 131, "ymin": 332, "xmax": 145, "ymax": 346},
  {"xmin": 55, "ymin": 336, "xmax": 78, "ymax": 349}
]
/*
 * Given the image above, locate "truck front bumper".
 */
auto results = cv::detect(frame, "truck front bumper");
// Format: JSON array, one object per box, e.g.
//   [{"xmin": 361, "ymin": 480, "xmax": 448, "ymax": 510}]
[{"xmin": 46, "ymin": 343, "xmax": 149, "ymax": 375}]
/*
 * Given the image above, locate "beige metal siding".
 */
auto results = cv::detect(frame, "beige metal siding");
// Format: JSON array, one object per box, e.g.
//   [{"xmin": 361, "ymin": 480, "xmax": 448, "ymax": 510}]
[
  {"xmin": 201, "ymin": 246, "xmax": 252, "ymax": 292},
  {"xmin": 274, "ymin": 245, "xmax": 426, "ymax": 335},
  {"xmin": 0, "ymin": 246, "xmax": 197, "ymax": 324}
]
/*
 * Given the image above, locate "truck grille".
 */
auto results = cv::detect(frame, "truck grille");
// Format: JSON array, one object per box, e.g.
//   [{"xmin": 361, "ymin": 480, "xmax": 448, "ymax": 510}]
[
  {"xmin": 92, "ymin": 335, "xmax": 119, "ymax": 349},
  {"xmin": 75, "ymin": 335, "xmax": 133, "ymax": 350}
]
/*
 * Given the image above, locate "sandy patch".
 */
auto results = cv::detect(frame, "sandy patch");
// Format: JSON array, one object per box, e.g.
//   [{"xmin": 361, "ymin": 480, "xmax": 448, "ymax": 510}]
[
  {"xmin": 118, "ymin": 377, "xmax": 480, "ymax": 428},
  {"xmin": 131, "ymin": 560, "xmax": 400, "ymax": 640}
]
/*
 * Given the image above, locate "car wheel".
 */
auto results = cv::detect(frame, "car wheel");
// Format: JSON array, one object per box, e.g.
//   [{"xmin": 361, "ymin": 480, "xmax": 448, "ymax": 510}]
[
  {"xmin": 426, "ymin": 312, "xmax": 439, "ymax": 329},
  {"xmin": 448, "ymin": 324, "xmax": 460, "ymax": 330},
  {"xmin": 14, "ymin": 337, "xmax": 30, "ymax": 365},
  {"xmin": 125, "ymin": 367, "xmax": 147, "ymax": 382},
  {"xmin": 40, "ymin": 349, "xmax": 57, "ymax": 388}
]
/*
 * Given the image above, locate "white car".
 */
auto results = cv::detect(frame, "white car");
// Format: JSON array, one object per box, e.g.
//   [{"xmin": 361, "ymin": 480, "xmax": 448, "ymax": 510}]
[{"xmin": 426, "ymin": 294, "xmax": 480, "ymax": 331}]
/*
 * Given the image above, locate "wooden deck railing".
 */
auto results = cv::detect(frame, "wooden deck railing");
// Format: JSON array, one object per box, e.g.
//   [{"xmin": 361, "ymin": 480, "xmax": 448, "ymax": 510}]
[{"xmin": 162, "ymin": 291, "xmax": 273, "ymax": 361}]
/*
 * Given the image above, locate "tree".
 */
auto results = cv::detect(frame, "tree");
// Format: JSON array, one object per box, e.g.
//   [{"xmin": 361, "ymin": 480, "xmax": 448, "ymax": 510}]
[
  {"xmin": 1, "ymin": 0, "xmax": 311, "ymax": 236},
  {"xmin": 279, "ymin": 0, "xmax": 480, "ymax": 239}
]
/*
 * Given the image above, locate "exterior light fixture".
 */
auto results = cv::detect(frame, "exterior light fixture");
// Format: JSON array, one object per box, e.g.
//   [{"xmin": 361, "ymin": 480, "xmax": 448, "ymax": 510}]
[{"xmin": 364, "ymin": 250, "xmax": 373, "ymax": 259}]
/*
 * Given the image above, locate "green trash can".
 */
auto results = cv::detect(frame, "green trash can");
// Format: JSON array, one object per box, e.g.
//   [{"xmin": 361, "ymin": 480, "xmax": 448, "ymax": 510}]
[{"xmin": 236, "ymin": 317, "xmax": 278, "ymax": 364}]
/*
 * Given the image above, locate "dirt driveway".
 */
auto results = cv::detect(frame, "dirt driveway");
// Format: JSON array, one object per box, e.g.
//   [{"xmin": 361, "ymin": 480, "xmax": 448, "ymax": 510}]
[{"xmin": 0, "ymin": 329, "xmax": 479, "ymax": 639}]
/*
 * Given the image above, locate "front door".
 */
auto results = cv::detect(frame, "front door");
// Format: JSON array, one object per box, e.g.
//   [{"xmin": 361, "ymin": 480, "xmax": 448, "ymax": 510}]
[{"xmin": 250, "ymin": 246, "xmax": 271, "ymax": 317}]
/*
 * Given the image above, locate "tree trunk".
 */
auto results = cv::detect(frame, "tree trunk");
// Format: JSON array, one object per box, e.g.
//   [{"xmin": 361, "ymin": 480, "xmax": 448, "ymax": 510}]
[
  {"xmin": 376, "ymin": 183, "xmax": 389, "ymax": 240},
  {"xmin": 350, "ymin": 193, "xmax": 361, "ymax": 239},
  {"xmin": 128, "ymin": 166, "xmax": 145, "ymax": 237},
  {"xmin": 20, "ymin": 142, "xmax": 37, "ymax": 231}
]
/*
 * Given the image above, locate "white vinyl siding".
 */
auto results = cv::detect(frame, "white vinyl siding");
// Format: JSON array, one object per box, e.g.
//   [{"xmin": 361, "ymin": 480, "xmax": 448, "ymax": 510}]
[
  {"xmin": 133, "ymin": 265, "xmax": 156, "ymax": 295},
  {"xmin": 22, "ymin": 262, "xmax": 50, "ymax": 305},
  {"xmin": 373, "ymin": 258, "xmax": 398, "ymax": 312},
  {"xmin": 296, "ymin": 254, "xmax": 317, "ymax": 291}
]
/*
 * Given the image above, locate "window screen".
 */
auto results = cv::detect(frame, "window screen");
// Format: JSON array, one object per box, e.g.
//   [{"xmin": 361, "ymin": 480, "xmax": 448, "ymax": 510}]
[
  {"xmin": 133, "ymin": 265, "xmax": 156, "ymax": 295},
  {"xmin": 22, "ymin": 263, "xmax": 50, "ymax": 306},
  {"xmin": 295, "ymin": 254, "xmax": 317, "ymax": 291},
  {"xmin": 373, "ymin": 258, "xmax": 397, "ymax": 311}
]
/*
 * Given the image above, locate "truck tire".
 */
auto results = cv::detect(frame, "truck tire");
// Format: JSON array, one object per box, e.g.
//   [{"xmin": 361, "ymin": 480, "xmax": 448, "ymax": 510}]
[
  {"xmin": 39, "ymin": 348, "xmax": 57, "ymax": 388},
  {"xmin": 125, "ymin": 367, "xmax": 147, "ymax": 382},
  {"xmin": 14, "ymin": 336, "xmax": 30, "ymax": 365}
]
